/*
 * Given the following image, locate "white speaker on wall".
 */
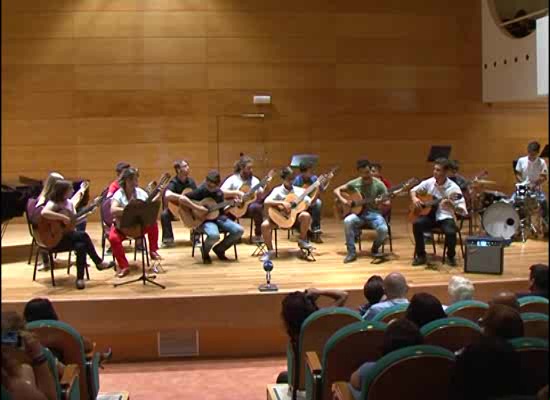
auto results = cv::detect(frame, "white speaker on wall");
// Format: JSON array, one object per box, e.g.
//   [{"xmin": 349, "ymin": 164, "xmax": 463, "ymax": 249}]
[{"xmin": 253, "ymin": 95, "xmax": 271, "ymax": 105}]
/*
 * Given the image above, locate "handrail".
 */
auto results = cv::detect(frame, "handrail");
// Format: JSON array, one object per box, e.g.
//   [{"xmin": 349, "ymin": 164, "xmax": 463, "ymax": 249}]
[{"xmin": 500, "ymin": 8, "xmax": 548, "ymax": 27}]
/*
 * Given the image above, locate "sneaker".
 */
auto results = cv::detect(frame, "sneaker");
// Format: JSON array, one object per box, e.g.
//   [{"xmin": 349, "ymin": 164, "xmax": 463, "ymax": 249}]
[
  {"xmin": 371, "ymin": 245, "xmax": 381, "ymax": 256},
  {"xmin": 343, "ymin": 254, "xmax": 357, "ymax": 264},
  {"xmin": 96, "ymin": 261, "xmax": 115, "ymax": 271},
  {"xmin": 260, "ymin": 250, "xmax": 275, "ymax": 262},
  {"xmin": 202, "ymin": 254, "xmax": 212, "ymax": 264},
  {"xmin": 412, "ymin": 256, "xmax": 427, "ymax": 266},
  {"xmin": 116, "ymin": 268, "xmax": 130, "ymax": 278},
  {"xmin": 213, "ymin": 248, "xmax": 229, "ymax": 261},
  {"xmin": 76, "ymin": 279, "xmax": 85, "ymax": 290},
  {"xmin": 446, "ymin": 256, "xmax": 458, "ymax": 267},
  {"xmin": 161, "ymin": 240, "xmax": 175, "ymax": 248},
  {"xmin": 251, "ymin": 235, "xmax": 263, "ymax": 244},
  {"xmin": 150, "ymin": 251, "xmax": 162, "ymax": 260},
  {"xmin": 105, "ymin": 247, "xmax": 112, "ymax": 255},
  {"xmin": 298, "ymin": 239, "xmax": 313, "ymax": 249},
  {"xmin": 37, "ymin": 263, "xmax": 50, "ymax": 272}
]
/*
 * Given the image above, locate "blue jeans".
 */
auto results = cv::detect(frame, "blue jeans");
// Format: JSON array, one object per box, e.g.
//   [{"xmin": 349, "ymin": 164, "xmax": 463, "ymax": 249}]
[
  {"xmin": 309, "ymin": 199, "xmax": 322, "ymax": 231},
  {"xmin": 344, "ymin": 211, "xmax": 388, "ymax": 256},
  {"xmin": 202, "ymin": 218, "xmax": 244, "ymax": 255}
]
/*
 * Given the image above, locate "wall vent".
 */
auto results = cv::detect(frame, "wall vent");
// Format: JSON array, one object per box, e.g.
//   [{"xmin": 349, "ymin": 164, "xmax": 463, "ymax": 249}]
[{"xmin": 157, "ymin": 330, "xmax": 199, "ymax": 357}]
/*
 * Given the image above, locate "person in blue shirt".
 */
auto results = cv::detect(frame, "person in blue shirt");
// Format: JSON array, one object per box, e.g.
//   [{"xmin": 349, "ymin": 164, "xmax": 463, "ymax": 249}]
[{"xmin": 363, "ymin": 272, "xmax": 409, "ymax": 320}]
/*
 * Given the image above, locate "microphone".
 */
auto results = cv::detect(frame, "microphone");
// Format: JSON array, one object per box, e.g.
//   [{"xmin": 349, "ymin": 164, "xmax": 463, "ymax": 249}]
[{"xmin": 258, "ymin": 260, "xmax": 278, "ymax": 292}]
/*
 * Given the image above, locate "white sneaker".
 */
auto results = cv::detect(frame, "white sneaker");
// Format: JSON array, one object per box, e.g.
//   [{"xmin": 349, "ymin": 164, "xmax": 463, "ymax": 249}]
[
  {"xmin": 298, "ymin": 239, "xmax": 313, "ymax": 249},
  {"xmin": 260, "ymin": 250, "xmax": 275, "ymax": 262}
]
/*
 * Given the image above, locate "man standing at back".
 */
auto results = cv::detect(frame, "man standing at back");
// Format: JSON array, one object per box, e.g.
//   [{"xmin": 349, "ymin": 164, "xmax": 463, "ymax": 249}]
[{"xmin": 363, "ymin": 272, "xmax": 409, "ymax": 320}]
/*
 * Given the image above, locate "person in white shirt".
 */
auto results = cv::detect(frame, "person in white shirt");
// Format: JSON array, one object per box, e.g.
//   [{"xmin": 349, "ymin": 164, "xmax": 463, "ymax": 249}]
[
  {"xmin": 221, "ymin": 156, "xmax": 267, "ymax": 243},
  {"xmin": 514, "ymin": 141, "xmax": 548, "ymax": 226},
  {"xmin": 261, "ymin": 167, "xmax": 313, "ymax": 260},
  {"xmin": 410, "ymin": 158, "xmax": 467, "ymax": 267}
]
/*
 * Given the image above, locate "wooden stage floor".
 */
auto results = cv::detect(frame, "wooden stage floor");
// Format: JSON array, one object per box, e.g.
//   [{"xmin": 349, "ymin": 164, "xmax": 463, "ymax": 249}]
[{"xmin": 2, "ymin": 217, "xmax": 547, "ymax": 302}]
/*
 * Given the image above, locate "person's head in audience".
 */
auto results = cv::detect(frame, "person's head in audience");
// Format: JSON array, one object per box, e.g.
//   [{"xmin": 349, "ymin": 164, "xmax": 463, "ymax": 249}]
[
  {"xmin": 23, "ymin": 298, "xmax": 59, "ymax": 323},
  {"xmin": 489, "ymin": 292, "xmax": 520, "ymax": 312},
  {"xmin": 479, "ymin": 304, "xmax": 524, "ymax": 340},
  {"xmin": 382, "ymin": 318, "xmax": 424, "ymax": 355},
  {"xmin": 363, "ymin": 275, "xmax": 384, "ymax": 306},
  {"xmin": 529, "ymin": 263, "xmax": 548, "ymax": 298},
  {"xmin": 405, "ymin": 292, "xmax": 447, "ymax": 328},
  {"xmin": 448, "ymin": 276, "xmax": 474, "ymax": 304},
  {"xmin": 281, "ymin": 291, "xmax": 319, "ymax": 343},
  {"xmin": 383, "ymin": 272, "xmax": 408, "ymax": 300},
  {"xmin": 451, "ymin": 336, "xmax": 521, "ymax": 400}
]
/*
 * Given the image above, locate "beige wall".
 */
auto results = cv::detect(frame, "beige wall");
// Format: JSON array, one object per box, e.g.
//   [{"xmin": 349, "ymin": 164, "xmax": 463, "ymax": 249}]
[{"xmin": 2, "ymin": 0, "xmax": 548, "ymax": 218}]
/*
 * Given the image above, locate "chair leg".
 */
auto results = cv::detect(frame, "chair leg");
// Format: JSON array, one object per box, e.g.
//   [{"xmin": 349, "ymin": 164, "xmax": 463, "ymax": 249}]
[
  {"xmin": 134, "ymin": 243, "xmax": 137, "ymax": 261},
  {"xmin": 458, "ymin": 230, "xmax": 465, "ymax": 258},
  {"xmin": 442, "ymin": 243, "xmax": 447, "ymax": 264},
  {"xmin": 388, "ymin": 224, "xmax": 393, "ymax": 252},
  {"xmin": 33, "ymin": 249, "xmax": 39, "ymax": 281},
  {"xmin": 191, "ymin": 231, "xmax": 196, "ymax": 257},
  {"xmin": 28, "ymin": 238, "xmax": 35, "ymax": 265},
  {"xmin": 249, "ymin": 219, "xmax": 253, "ymax": 243},
  {"xmin": 431, "ymin": 233, "xmax": 437, "ymax": 255},
  {"xmin": 274, "ymin": 229, "xmax": 278, "ymax": 258},
  {"xmin": 67, "ymin": 251, "xmax": 72, "ymax": 274},
  {"xmin": 143, "ymin": 236, "xmax": 150, "ymax": 267},
  {"xmin": 101, "ymin": 234, "xmax": 106, "ymax": 260},
  {"xmin": 201, "ymin": 233, "xmax": 206, "ymax": 263},
  {"xmin": 49, "ymin": 253, "xmax": 56, "ymax": 287},
  {"xmin": 85, "ymin": 264, "xmax": 90, "ymax": 280},
  {"xmin": 358, "ymin": 230, "xmax": 362, "ymax": 252}
]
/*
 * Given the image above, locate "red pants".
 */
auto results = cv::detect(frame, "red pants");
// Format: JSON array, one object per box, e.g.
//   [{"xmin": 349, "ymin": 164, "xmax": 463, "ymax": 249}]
[{"xmin": 109, "ymin": 224, "xmax": 159, "ymax": 271}]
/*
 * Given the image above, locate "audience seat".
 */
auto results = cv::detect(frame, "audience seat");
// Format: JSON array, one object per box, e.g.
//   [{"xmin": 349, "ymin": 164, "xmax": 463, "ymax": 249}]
[
  {"xmin": 519, "ymin": 296, "xmax": 549, "ymax": 315},
  {"xmin": 445, "ymin": 300, "xmax": 488, "ymax": 323},
  {"xmin": 26, "ymin": 320, "xmax": 101, "ymax": 400},
  {"xmin": 510, "ymin": 337, "xmax": 549, "ymax": 396},
  {"xmin": 289, "ymin": 308, "xmax": 362, "ymax": 397},
  {"xmin": 420, "ymin": 317, "xmax": 482, "ymax": 352},
  {"xmin": 332, "ymin": 345, "xmax": 455, "ymax": 400},
  {"xmin": 371, "ymin": 304, "xmax": 408, "ymax": 323},
  {"xmin": 521, "ymin": 313, "xmax": 549, "ymax": 340},
  {"xmin": 305, "ymin": 321, "xmax": 386, "ymax": 400},
  {"xmin": 43, "ymin": 347, "xmax": 81, "ymax": 400}
]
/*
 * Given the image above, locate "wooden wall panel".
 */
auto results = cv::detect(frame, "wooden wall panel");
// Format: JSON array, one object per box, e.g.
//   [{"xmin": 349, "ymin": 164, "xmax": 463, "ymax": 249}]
[{"xmin": 2, "ymin": 0, "xmax": 547, "ymax": 224}]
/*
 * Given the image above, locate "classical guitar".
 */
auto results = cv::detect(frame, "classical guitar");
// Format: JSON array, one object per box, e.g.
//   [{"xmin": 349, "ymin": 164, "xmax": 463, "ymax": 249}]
[
  {"xmin": 115, "ymin": 172, "xmax": 171, "ymax": 238},
  {"xmin": 407, "ymin": 192, "xmax": 463, "ymax": 223},
  {"xmin": 268, "ymin": 167, "xmax": 339, "ymax": 229},
  {"xmin": 167, "ymin": 188, "xmax": 193, "ymax": 221},
  {"xmin": 35, "ymin": 189, "xmax": 108, "ymax": 249},
  {"xmin": 301, "ymin": 170, "xmax": 336, "ymax": 200},
  {"xmin": 226, "ymin": 169, "xmax": 277, "ymax": 219},
  {"xmin": 333, "ymin": 177, "xmax": 419, "ymax": 220},
  {"xmin": 179, "ymin": 198, "xmax": 237, "ymax": 229}
]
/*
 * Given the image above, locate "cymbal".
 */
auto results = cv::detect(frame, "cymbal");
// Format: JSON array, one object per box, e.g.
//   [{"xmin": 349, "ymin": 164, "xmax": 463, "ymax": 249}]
[{"xmin": 471, "ymin": 179, "xmax": 497, "ymax": 185}]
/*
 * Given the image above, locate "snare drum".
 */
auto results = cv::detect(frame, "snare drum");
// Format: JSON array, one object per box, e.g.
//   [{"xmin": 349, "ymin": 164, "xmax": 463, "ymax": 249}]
[
  {"xmin": 514, "ymin": 184, "xmax": 529, "ymax": 201},
  {"xmin": 482, "ymin": 201, "xmax": 520, "ymax": 239}
]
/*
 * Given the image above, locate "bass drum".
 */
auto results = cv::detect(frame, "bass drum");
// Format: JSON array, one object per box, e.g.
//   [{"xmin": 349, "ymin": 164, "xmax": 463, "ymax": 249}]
[{"xmin": 482, "ymin": 201, "xmax": 520, "ymax": 239}]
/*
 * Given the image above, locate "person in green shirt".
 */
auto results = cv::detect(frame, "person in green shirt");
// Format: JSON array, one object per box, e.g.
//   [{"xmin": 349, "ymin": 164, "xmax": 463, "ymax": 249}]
[{"xmin": 334, "ymin": 159, "xmax": 390, "ymax": 263}]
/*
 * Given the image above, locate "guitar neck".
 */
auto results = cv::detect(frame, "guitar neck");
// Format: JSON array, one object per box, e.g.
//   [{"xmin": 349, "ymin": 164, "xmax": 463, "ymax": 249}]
[{"xmin": 207, "ymin": 199, "xmax": 235, "ymax": 211}]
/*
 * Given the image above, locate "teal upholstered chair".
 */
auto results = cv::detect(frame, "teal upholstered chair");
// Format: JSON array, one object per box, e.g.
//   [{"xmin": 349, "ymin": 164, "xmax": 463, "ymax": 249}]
[
  {"xmin": 1, "ymin": 385, "xmax": 11, "ymax": 400},
  {"xmin": 510, "ymin": 337, "xmax": 548, "ymax": 395},
  {"xmin": 288, "ymin": 308, "xmax": 362, "ymax": 397},
  {"xmin": 519, "ymin": 296, "xmax": 549, "ymax": 315},
  {"xmin": 43, "ymin": 347, "xmax": 81, "ymax": 400},
  {"xmin": 332, "ymin": 345, "xmax": 455, "ymax": 400},
  {"xmin": 421, "ymin": 317, "xmax": 482, "ymax": 352},
  {"xmin": 26, "ymin": 320, "xmax": 100, "ymax": 400},
  {"xmin": 521, "ymin": 313, "xmax": 549, "ymax": 340},
  {"xmin": 370, "ymin": 304, "xmax": 408, "ymax": 323},
  {"xmin": 305, "ymin": 321, "xmax": 386, "ymax": 400},
  {"xmin": 445, "ymin": 300, "xmax": 488, "ymax": 323}
]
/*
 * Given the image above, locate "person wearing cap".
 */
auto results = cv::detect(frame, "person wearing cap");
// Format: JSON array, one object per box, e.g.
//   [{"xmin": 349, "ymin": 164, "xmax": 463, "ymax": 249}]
[{"xmin": 179, "ymin": 170, "xmax": 244, "ymax": 264}]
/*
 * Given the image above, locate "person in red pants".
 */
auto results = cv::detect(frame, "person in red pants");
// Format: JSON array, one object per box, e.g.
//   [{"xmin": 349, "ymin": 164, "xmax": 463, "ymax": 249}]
[{"xmin": 109, "ymin": 167, "xmax": 161, "ymax": 278}]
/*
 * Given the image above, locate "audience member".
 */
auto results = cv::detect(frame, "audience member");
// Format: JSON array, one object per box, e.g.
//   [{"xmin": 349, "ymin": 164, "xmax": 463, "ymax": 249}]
[
  {"xmin": 358, "ymin": 275, "xmax": 385, "ymax": 316},
  {"xmin": 447, "ymin": 276, "xmax": 475, "ymax": 308},
  {"xmin": 518, "ymin": 264, "xmax": 548, "ymax": 299},
  {"xmin": 405, "ymin": 292, "xmax": 447, "ymax": 328},
  {"xmin": 451, "ymin": 336, "xmax": 521, "ymax": 400},
  {"xmin": 363, "ymin": 272, "xmax": 409, "ymax": 320},
  {"xmin": 479, "ymin": 304, "xmax": 524, "ymax": 340},
  {"xmin": 1, "ymin": 311, "xmax": 57, "ymax": 400},
  {"xmin": 489, "ymin": 292, "xmax": 520, "ymax": 312},
  {"xmin": 349, "ymin": 319, "xmax": 423, "ymax": 398}
]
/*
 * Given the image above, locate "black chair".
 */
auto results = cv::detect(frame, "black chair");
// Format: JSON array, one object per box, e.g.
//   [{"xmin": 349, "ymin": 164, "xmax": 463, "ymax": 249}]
[
  {"xmin": 358, "ymin": 211, "xmax": 393, "ymax": 253},
  {"xmin": 191, "ymin": 226, "xmax": 238, "ymax": 263},
  {"xmin": 413, "ymin": 218, "xmax": 465, "ymax": 264}
]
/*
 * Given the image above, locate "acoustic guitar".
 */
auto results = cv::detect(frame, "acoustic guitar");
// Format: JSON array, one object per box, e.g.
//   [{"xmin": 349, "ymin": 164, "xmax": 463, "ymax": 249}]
[
  {"xmin": 115, "ymin": 172, "xmax": 171, "ymax": 238},
  {"xmin": 36, "ymin": 189, "xmax": 108, "ymax": 249},
  {"xmin": 167, "ymin": 188, "xmax": 194, "ymax": 221},
  {"xmin": 268, "ymin": 167, "xmax": 338, "ymax": 229},
  {"xmin": 333, "ymin": 177, "xmax": 419, "ymax": 220},
  {"xmin": 407, "ymin": 192, "xmax": 463, "ymax": 223},
  {"xmin": 300, "ymin": 171, "xmax": 336, "ymax": 200},
  {"xmin": 179, "ymin": 198, "xmax": 237, "ymax": 229},
  {"xmin": 226, "ymin": 169, "xmax": 276, "ymax": 219}
]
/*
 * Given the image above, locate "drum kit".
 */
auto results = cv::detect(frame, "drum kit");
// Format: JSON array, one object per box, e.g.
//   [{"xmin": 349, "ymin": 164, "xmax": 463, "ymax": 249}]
[{"xmin": 471, "ymin": 179, "xmax": 546, "ymax": 242}]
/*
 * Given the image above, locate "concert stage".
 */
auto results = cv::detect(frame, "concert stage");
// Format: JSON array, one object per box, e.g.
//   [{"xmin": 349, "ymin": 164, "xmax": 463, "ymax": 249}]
[{"xmin": 2, "ymin": 218, "xmax": 547, "ymax": 362}]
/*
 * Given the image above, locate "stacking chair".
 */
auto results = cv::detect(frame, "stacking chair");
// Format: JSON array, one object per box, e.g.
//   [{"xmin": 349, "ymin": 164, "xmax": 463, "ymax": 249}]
[
  {"xmin": 510, "ymin": 337, "xmax": 549, "ymax": 395},
  {"xmin": 519, "ymin": 296, "xmax": 549, "ymax": 315},
  {"xmin": 305, "ymin": 321, "xmax": 386, "ymax": 400},
  {"xmin": 445, "ymin": 300, "xmax": 489, "ymax": 323},
  {"xmin": 357, "ymin": 212, "xmax": 393, "ymax": 253},
  {"xmin": 521, "ymin": 313, "xmax": 549, "ymax": 340},
  {"xmin": 332, "ymin": 345, "xmax": 455, "ymax": 400},
  {"xmin": 371, "ymin": 303, "xmax": 408, "ymax": 323},
  {"xmin": 191, "ymin": 227, "xmax": 238, "ymax": 263},
  {"xmin": 27, "ymin": 320, "xmax": 101, "ymax": 400},
  {"xmin": 421, "ymin": 317, "xmax": 482, "ymax": 352}
]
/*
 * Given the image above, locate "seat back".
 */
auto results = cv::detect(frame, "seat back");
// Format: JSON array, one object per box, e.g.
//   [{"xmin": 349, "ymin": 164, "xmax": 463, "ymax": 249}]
[
  {"xmin": 361, "ymin": 345, "xmax": 455, "ymax": 400},
  {"xmin": 320, "ymin": 321, "xmax": 386, "ymax": 400},
  {"xmin": 445, "ymin": 300, "xmax": 488, "ymax": 323},
  {"xmin": 25, "ymin": 197, "xmax": 40, "ymax": 233},
  {"xmin": 519, "ymin": 296, "xmax": 549, "ymax": 315},
  {"xmin": 42, "ymin": 347, "xmax": 63, "ymax": 400},
  {"xmin": 421, "ymin": 317, "xmax": 482, "ymax": 352},
  {"xmin": 371, "ymin": 304, "xmax": 408, "ymax": 323},
  {"xmin": 1, "ymin": 385, "xmax": 11, "ymax": 400},
  {"xmin": 295, "ymin": 308, "xmax": 362, "ymax": 391},
  {"xmin": 510, "ymin": 337, "xmax": 549, "ymax": 395},
  {"xmin": 521, "ymin": 313, "xmax": 549, "ymax": 340},
  {"xmin": 26, "ymin": 320, "xmax": 95, "ymax": 400},
  {"xmin": 100, "ymin": 197, "xmax": 114, "ymax": 232}
]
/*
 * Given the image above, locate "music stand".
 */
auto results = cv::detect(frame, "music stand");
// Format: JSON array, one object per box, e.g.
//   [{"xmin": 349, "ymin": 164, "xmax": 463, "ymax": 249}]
[
  {"xmin": 114, "ymin": 201, "xmax": 165, "ymax": 289},
  {"xmin": 427, "ymin": 146, "xmax": 451, "ymax": 162},
  {"xmin": 290, "ymin": 154, "xmax": 319, "ymax": 168},
  {"xmin": 540, "ymin": 144, "xmax": 549, "ymax": 158}
]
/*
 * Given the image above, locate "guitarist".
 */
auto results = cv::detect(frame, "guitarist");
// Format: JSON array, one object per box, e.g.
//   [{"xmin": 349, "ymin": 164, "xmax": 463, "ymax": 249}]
[
  {"xmin": 221, "ymin": 155, "xmax": 266, "ymax": 243},
  {"xmin": 40, "ymin": 180, "xmax": 113, "ymax": 289},
  {"xmin": 292, "ymin": 161, "xmax": 327, "ymax": 243},
  {"xmin": 180, "ymin": 171, "xmax": 244, "ymax": 264},
  {"xmin": 261, "ymin": 167, "xmax": 313, "ymax": 260},
  {"xmin": 334, "ymin": 159, "xmax": 390, "ymax": 264},
  {"xmin": 109, "ymin": 168, "xmax": 162, "ymax": 278},
  {"xmin": 161, "ymin": 160, "xmax": 197, "ymax": 247},
  {"xmin": 410, "ymin": 158, "xmax": 467, "ymax": 267}
]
